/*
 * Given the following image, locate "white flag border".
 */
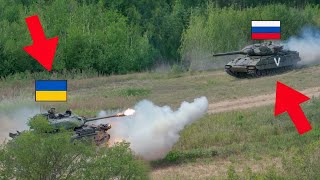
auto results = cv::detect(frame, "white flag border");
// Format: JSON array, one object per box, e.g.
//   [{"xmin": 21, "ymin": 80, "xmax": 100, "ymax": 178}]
[{"xmin": 252, "ymin": 21, "xmax": 280, "ymax": 27}]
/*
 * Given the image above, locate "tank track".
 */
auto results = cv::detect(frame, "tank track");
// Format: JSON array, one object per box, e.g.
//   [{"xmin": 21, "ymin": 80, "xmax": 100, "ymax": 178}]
[{"xmin": 225, "ymin": 65, "xmax": 295, "ymax": 78}]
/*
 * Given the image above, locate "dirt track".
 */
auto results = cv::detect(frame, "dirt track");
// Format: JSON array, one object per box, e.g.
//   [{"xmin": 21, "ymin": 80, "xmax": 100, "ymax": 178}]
[{"xmin": 208, "ymin": 86, "xmax": 320, "ymax": 114}]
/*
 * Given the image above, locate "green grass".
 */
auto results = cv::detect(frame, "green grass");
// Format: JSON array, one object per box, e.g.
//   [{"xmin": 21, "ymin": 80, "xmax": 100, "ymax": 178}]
[
  {"xmin": 151, "ymin": 97, "xmax": 320, "ymax": 179},
  {"xmin": 175, "ymin": 97, "xmax": 320, "ymax": 157},
  {"xmin": 114, "ymin": 87, "xmax": 151, "ymax": 97},
  {"xmin": 151, "ymin": 148, "xmax": 218, "ymax": 166},
  {"xmin": 2, "ymin": 65, "xmax": 320, "ymax": 113},
  {"xmin": 148, "ymin": 95, "xmax": 320, "ymax": 179}
]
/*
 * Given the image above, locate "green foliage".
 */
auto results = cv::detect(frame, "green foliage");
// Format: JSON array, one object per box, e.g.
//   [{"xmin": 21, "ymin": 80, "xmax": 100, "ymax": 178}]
[
  {"xmin": 0, "ymin": 131, "xmax": 93, "ymax": 179},
  {"xmin": 0, "ymin": 132, "xmax": 149, "ymax": 179},
  {"xmin": 164, "ymin": 151, "xmax": 181, "ymax": 162},
  {"xmin": 82, "ymin": 142, "xmax": 149, "ymax": 179},
  {"xmin": 157, "ymin": 148, "xmax": 217, "ymax": 164},
  {"xmin": 224, "ymin": 166, "xmax": 286, "ymax": 179},
  {"xmin": 282, "ymin": 141, "xmax": 320, "ymax": 180},
  {"xmin": 27, "ymin": 115, "xmax": 56, "ymax": 133},
  {"xmin": 227, "ymin": 165, "xmax": 240, "ymax": 180},
  {"xmin": 0, "ymin": 0, "xmax": 154, "ymax": 77}
]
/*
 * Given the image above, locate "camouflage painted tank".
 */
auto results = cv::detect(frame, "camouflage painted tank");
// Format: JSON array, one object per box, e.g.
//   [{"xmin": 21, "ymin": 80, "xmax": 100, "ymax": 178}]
[
  {"xmin": 9, "ymin": 108, "xmax": 132, "ymax": 146},
  {"xmin": 212, "ymin": 42, "xmax": 301, "ymax": 78}
]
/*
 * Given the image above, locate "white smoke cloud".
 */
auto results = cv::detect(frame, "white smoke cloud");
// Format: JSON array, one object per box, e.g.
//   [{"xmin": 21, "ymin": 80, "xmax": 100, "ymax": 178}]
[
  {"xmin": 98, "ymin": 97, "xmax": 208, "ymax": 160},
  {"xmin": 0, "ymin": 105, "xmax": 40, "ymax": 143},
  {"xmin": 286, "ymin": 27, "xmax": 320, "ymax": 64}
]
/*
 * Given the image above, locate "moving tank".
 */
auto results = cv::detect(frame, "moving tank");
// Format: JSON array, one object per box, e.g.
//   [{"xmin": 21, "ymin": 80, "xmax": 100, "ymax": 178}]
[
  {"xmin": 9, "ymin": 108, "xmax": 135, "ymax": 146},
  {"xmin": 212, "ymin": 42, "xmax": 301, "ymax": 78}
]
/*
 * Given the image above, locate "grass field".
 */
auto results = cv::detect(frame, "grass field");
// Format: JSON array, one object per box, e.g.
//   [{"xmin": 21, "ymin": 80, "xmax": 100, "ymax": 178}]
[
  {"xmin": 1, "ymin": 65, "xmax": 320, "ymax": 179},
  {"xmin": 1, "ymin": 65, "xmax": 320, "ymax": 112},
  {"xmin": 151, "ymin": 98, "xmax": 320, "ymax": 179}
]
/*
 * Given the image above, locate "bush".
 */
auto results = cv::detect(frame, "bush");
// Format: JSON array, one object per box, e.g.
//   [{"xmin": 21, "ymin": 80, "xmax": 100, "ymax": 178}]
[
  {"xmin": 0, "ymin": 122, "xmax": 149, "ymax": 179},
  {"xmin": 161, "ymin": 148, "xmax": 218, "ymax": 163},
  {"xmin": 27, "ymin": 115, "xmax": 56, "ymax": 133},
  {"xmin": 82, "ymin": 142, "xmax": 150, "ymax": 179}
]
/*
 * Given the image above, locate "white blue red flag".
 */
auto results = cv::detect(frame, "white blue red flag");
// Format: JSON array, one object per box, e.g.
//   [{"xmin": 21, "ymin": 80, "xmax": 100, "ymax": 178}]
[{"xmin": 251, "ymin": 21, "xmax": 281, "ymax": 40}]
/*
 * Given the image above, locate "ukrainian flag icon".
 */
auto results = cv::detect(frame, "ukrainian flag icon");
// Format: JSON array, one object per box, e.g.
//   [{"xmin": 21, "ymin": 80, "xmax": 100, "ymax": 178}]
[{"xmin": 35, "ymin": 80, "xmax": 67, "ymax": 102}]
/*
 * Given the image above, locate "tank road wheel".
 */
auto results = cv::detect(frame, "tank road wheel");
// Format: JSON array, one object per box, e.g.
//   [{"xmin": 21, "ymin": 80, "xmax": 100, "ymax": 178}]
[
  {"xmin": 287, "ymin": 65, "xmax": 294, "ymax": 70},
  {"xmin": 254, "ymin": 70, "xmax": 263, "ymax": 77},
  {"xmin": 261, "ymin": 70, "xmax": 267, "ymax": 76},
  {"xmin": 269, "ymin": 69, "xmax": 276, "ymax": 75},
  {"xmin": 225, "ymin": 69, "xmax": 247, "ymax": 78},
  {"xmin": 225, "ymin": 69, "xmax": 236, "ymax": 77}
]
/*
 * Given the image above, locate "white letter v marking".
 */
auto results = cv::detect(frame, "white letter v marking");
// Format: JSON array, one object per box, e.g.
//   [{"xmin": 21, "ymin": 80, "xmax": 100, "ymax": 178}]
[{"xmin": 274, "ymin": 57, "xmax": 281, "ymax": 67}]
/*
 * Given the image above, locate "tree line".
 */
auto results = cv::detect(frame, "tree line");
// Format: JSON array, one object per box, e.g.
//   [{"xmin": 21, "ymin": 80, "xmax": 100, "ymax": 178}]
[{"xmin": 0, "ymin": 0, "xmax": 319, "ymax": 77}]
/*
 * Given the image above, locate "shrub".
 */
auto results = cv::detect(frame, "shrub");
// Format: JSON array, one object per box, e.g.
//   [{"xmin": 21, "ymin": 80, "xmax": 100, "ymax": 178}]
[{"xmin": 0, "ymin": 122, "xmax": 149, "ymax": 179}]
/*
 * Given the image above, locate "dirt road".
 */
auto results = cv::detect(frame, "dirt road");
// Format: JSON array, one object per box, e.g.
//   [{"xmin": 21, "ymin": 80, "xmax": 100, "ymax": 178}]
[{"xmin": 208, "ymin": 86, "xmax": 320, "ymax": 114}]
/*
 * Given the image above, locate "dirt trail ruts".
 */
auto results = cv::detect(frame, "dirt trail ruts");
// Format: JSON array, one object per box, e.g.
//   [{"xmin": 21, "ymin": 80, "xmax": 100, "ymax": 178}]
[{"xmin": 208, "ymin": 86, "xmax": 320, "ymax": 114}]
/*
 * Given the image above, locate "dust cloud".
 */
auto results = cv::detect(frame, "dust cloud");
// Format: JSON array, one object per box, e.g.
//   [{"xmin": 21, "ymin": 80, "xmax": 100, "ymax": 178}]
[
  {"xmin": 0, "ymin": 105, "xmax": 40, "ymax": 143},
  {"xmin": 286, "ymin": 27, "xmax": 320, "ymax": 65},
  {"xmin": 98, "ymin": 97, "xmax": 208, "ymax": 160}
]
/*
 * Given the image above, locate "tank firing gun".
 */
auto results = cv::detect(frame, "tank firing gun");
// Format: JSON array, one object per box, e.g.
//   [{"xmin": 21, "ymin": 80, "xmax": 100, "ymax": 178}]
[
  {"xmin": 83, "ymin": 108, "xmax": 136, "ymax": 124},
  {"xmin": 38, "ymin": 108, "xmax": 136, "ymax": 130},
  {"xmin": 9, "ymin": 108, "xmax": 136, "ymax": 146},
  {"xmin": 71, "ymin": 108, "xmax": 135, "ymax": 146}
]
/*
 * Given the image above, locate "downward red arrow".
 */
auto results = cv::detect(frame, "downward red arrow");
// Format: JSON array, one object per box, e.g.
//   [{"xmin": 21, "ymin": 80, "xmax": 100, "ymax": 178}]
[
  {"xmin": 274, "ymin": 81, "xmax": 312, "ymax": 135},
  {"xmin": 23, "ymin": 15, "xmax": 58, "ymax": 71}
]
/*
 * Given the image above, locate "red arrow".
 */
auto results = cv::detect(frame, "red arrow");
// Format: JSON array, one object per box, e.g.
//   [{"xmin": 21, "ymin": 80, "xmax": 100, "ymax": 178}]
[
  {"xmin": 274, "ymin": 81, "xmax": 312, "ymax": 135},
  {"xmin": 23, "ymin": 15, "xmax": 58, "ymax": 71}
]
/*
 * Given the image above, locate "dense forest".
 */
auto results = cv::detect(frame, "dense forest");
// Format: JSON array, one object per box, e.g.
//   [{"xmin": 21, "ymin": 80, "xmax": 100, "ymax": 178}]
[{"xmin": 0, "ymin": 0, "xmax": 320, "ymax": 77}]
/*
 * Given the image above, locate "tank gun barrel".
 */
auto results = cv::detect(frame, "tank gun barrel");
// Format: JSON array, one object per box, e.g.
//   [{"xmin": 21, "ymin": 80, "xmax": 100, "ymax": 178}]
[
  {"xmin": 212, "ymin": 51, "xmax": 245, "ymax": 57},
  {"xmin": 84, "ymin": 113, "xmax": 126, "ymax": 123}
]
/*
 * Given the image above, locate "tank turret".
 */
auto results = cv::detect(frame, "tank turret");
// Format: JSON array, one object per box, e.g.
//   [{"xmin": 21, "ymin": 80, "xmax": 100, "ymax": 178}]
[{"xmin": 36, "ymin": 108, "xmax": 134, "ymax": 130}]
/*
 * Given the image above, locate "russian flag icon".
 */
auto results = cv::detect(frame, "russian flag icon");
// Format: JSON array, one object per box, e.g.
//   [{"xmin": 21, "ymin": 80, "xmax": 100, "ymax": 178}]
[{"xmin": 251, "ymin": 21, "xmax": 281, "ymax": 40}]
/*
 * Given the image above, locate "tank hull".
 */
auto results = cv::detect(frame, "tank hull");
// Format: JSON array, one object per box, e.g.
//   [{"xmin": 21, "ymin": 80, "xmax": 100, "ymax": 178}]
[{"xmin": 224, "ymin": 51, "xmax": 301, "ymax": 78}]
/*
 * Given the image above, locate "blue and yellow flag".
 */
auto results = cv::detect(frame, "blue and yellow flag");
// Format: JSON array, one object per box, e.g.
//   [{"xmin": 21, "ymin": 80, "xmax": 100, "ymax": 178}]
[{"xmin": 35, "ymin": 80, "xmax": 67, "ymax": 102}]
